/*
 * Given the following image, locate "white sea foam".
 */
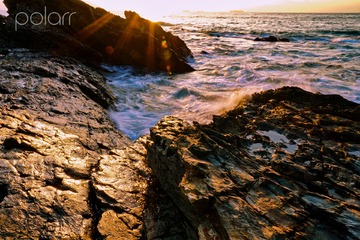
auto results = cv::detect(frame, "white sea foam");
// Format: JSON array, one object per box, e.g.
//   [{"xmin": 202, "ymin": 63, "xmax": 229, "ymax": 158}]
[{"xmin": 104, "ymin": 13, "xmax": 360, "ymax": 139}]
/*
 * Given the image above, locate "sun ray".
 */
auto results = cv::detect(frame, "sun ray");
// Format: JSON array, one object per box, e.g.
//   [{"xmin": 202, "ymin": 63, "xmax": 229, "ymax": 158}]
[
  {"xmin": 146, "ymin": 22, "xmax": 155, "ymax": 71},
  {"xmin": 114, "ymin": 13, "xmax": 143, "ymax": 48},
  {"xmin": 73, "ymin": 12, "xmax": 114, "ymax": 41}
]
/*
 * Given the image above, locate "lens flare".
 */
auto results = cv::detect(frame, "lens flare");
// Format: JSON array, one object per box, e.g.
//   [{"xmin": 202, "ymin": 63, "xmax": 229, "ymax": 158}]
[{"xmin": 106, "ymin": 46, "xmax": 114, "ymax": 54}]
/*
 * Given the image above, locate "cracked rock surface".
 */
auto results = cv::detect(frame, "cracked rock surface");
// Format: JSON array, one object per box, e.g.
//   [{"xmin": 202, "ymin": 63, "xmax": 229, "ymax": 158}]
[
  {"xmin": 1, "ymin": 48, "xmax": 360, "ymax": 239},
  {"xmin": 0, "ymin": 49, "xmax": 145, "ymax": 239},
  {"xmin": 93, "ymin": 136, "xmax": 152, "ymax": 239},
  {"xmin": 147, "ymin": 87, "xmax": 360, "ymax": 239}
]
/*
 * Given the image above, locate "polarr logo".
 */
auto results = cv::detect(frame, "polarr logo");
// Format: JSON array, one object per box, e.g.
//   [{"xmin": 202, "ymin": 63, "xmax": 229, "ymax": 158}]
[{"xmin": 15, "ymin": 7, "xmax": 76, "ymax": 31}]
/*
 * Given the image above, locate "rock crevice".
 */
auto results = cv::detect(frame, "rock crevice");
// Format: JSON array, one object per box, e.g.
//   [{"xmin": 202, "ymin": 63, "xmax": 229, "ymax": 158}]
[
  {"xmin": 1, "ymin": 49, "xmax": 360, "ymax": 239},
  {"xmin": 146, "ymin": 87, "xmax": 360, "ymax": 239},
  {"xmin": 1, "ymin": 1, "xmax": 360, "ymax": 237},
  {"xmin": 0, "ymin": 49, "xmax": 142, "ymax": 239}
]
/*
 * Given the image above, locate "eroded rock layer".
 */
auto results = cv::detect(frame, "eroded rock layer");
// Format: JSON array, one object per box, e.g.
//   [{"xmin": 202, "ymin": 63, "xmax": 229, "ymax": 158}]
[
  {"xmin": 0, "ymin": 49, "xmax": 153, "ymax": 239},
  {"xmin": 147, "ymin": 87, "xmax": 360, "ymax": 239},
  {"xmin": 1, "ymin": 49, "xmax": 360, "ymax": 239}
]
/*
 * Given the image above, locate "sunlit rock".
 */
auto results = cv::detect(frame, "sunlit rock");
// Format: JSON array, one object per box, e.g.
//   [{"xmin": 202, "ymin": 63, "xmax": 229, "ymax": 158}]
[
  {"xmin": 0, "ymin": 49, "xmax": 131, "ymax": 239},
  {"xmin": 147, "ymin": 87, "xmax": 360, "ymax": 239},
  {"xmin": 1, "ymin": 44, "xmax": 360, "ymax": 238}
]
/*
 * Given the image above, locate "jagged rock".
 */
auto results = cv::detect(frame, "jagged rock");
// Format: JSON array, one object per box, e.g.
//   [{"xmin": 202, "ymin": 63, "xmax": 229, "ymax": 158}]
[
  {"xmin": 143, "ymin": 178, "xmax": 199, "ymax": 240},
  {"xmin": 255, "ymin": 35, "xmax": 290, "ymax": 42},
  {"xmin": 92, "ymin": 136, "xmax": 152, "ymax": 239},
  {"xmin": 0, "ymin": 110, "xmax": 94, "ymax": 239},
  {"xmin": 1, "ymin": 47, "xmax": 360, "ymax": 239},
  {"xmin": 147, "ymin": 87, "xmax": 360, "ymax": 239},
  {"xmin": 0, "ymin": 49, "xmax": 130, "ymax": 150},
  {"xmin": 1, "ymin": 0, "xmax": 194, "ymax": 73},
  {"xmin": 97, "ymin": 210, "xmax": 141, "ymax": 240},
  {"xmin": 0, "ymin": 49, "xmax": 136, "ymax": 239},
  {"xmin": 0, "ymin": 47, "xmax": 197, "ymax": 239}
]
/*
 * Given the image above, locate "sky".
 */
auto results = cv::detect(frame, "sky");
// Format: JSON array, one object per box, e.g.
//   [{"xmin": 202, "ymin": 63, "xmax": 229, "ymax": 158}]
[
  {"xmin": 1, "ymin": 0, "xmax": 360, "ymax": 20},
  {"xmin": 88, "ymin": 0, "xmax": 360, "ymax": 14}
]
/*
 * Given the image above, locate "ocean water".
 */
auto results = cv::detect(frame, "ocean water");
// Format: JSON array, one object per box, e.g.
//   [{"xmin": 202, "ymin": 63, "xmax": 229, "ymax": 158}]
[{"xmin": 104, "ymin": 13, "xmax": 359, "ymax": 139}]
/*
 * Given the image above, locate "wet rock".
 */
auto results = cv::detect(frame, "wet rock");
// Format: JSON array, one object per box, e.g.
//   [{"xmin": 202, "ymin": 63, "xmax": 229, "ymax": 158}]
[
  {"xmin": 92, "ymin": 136, "xmax": 153, "ymax": 239},
  {"xmin": 255, "ymin": 35, "xmax": 290, "ymax": 42},
  {"xmin": 97, "ymin": 210, "xmax": 141, "ymax": 240},
  {"xmin": 1, "ymin": 46, "xmax": 360, "ymax": 239},
  {"xmin": 0, "ymin": 49, "xmax": 135, "ymax": 239},
  {"xmin": 147, "ymin": 87, "xmax": 360, "ymax": 239},
  {"xmin": 0, "ymin": 50, "xmax": 130, "ymax": 149},
  {"xmin": 1, "ymin": 0, "xmax": 194, "ymax": 73},
  {"xmin": 0, "ymin": 109, "xmax": 94, "ymax": 239},
  {"xmin": 143, "ymin": 178, "xmax": 198, "ymax": 240}
]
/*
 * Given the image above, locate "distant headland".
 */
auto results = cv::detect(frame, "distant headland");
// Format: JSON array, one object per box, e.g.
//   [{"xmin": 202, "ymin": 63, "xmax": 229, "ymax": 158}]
[{"xmin": 181, "ymin": 10, "xmax": 245, "ymax": 13}]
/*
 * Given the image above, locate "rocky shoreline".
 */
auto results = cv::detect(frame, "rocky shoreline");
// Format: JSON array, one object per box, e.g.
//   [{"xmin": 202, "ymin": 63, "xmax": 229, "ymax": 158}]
[
  {"xmin": 147, "ymin": 87, "xmax": 360, "ymax": 239},
  {"xmin": 1, "ymin": 0, "xmax": 360, "ymax": 239}
]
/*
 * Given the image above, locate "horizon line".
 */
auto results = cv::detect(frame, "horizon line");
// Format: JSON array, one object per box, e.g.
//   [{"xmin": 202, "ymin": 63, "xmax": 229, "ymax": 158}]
[{"xmin": 0, "ymin": 9, "xmax": 359, "ymax": 14}]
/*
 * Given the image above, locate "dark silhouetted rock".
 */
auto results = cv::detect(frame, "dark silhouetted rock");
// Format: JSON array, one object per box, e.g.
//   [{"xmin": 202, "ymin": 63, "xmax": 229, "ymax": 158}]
[
  {"xmin": 255, "ymin": 35, "xmax": 290, "ymax": 42},
  {"xmin": 1, "ymin": 0, "xmax": 194, "ymax": 73}
]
